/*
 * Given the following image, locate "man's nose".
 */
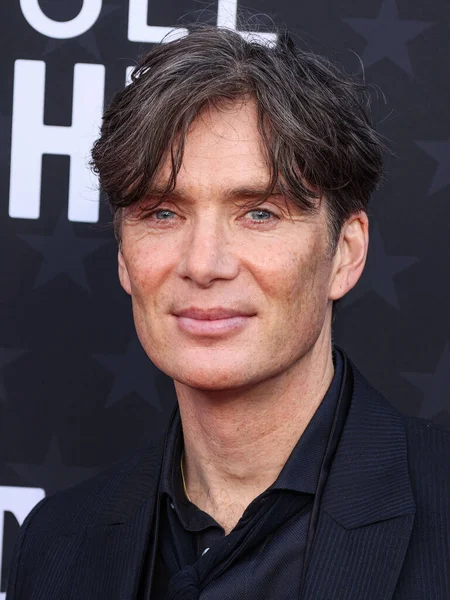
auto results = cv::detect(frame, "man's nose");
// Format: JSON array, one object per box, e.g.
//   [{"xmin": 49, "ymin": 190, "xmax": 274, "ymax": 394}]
[{"xmin": 176, "ymin": 218, "xmax": 239, "ymax": 287}]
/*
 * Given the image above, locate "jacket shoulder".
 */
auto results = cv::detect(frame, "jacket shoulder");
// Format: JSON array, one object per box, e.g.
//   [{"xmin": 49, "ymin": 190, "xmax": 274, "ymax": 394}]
[
  {"xmin": 39, "ymin": 439, "xmax": 161, "ymax": 531},
  {"xmin": 403, "ymin": 414, "xmax": 450, "ymax": 486},
  {"xmin": 349, "ymin": 354, "xmax": 450, "ymax": 486},
  {"xmin": 6, "ymin": 437, "xmax": 163, "ymax": 597},
  {"xmin": 348, "ymin": 356, "xmax": 450, "ymax": 509}
]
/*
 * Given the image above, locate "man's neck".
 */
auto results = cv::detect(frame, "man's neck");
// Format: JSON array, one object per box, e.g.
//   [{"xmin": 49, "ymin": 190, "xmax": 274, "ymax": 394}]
[{"xmin": 174, "ymin": 341, "xmax": 335, "ymax": 532}]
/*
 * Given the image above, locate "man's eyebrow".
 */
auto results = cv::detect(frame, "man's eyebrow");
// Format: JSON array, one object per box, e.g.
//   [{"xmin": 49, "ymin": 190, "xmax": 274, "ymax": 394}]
[
  {"xmin": 225, "ymin": 185, "xmax": 284, "ymax": 198},
  {"xmin": 145, "ymin": 184, "xmax": 284, "ymax": 200}
]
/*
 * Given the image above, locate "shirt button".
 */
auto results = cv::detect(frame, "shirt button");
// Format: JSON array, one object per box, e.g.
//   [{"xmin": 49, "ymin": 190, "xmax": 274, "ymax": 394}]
[
  {"xmin": 202, "ymin": 548, "xmax": 210, "ymax": 556},
  {"xmin": 170, "ymin": 502, "xmax": 175, "ymax": 510}
]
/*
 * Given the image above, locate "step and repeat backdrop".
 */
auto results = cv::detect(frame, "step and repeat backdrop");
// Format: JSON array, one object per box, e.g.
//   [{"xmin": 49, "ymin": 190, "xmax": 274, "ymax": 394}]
[{"xmin": 1, "ymin": 0, "xmax": 449, "ymax": 594}]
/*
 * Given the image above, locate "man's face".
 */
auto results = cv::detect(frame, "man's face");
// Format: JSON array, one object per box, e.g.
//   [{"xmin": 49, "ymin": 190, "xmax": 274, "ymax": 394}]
[{"xmin": 118, "ymin": 99, "xmax": 341, "ymax": 391}]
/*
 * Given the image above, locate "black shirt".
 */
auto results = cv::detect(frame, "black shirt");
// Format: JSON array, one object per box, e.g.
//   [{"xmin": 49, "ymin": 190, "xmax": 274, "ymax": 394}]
[{"xmin": 151, "ymin": 348, "xmax": 344, "ymax": 599}]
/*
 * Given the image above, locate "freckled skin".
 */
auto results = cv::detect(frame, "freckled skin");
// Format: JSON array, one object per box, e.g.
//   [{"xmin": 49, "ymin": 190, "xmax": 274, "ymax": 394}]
[{"xmin": 119, "ymin": 100, "xmax": 338, "ymax": 392}]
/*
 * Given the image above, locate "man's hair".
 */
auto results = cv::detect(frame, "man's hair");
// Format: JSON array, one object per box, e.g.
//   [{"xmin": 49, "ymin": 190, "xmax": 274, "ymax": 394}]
[{"xmin": 91, "ymin": 24, "xmax": 386, "ymax": 252}]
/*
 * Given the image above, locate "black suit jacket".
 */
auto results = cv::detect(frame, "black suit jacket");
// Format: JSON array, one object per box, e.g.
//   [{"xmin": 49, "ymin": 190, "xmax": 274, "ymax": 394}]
[{"xmin": 6, "ymin": 356, "xmax": 450, "ymax": 599}]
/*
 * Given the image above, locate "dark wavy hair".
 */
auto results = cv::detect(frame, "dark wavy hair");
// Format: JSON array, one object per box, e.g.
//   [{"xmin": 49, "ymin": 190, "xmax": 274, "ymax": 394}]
[{"xmin": 91, "ymin": 23, "xmax": 386, "ymax": 254}]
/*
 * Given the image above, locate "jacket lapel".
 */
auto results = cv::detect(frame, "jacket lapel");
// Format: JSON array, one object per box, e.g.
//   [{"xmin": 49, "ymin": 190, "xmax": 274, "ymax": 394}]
[{"xmin": 303, "ymin": 360, "xmax": 416, "ymax": 599}]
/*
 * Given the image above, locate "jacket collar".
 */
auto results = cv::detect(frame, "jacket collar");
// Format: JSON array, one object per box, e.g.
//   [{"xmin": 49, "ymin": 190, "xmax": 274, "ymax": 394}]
[
  {"xmin": 321, "ymin": 357, "xmax": 415, "ymax": 529},
  {"xmin": 301, "ymin": 357, "xmax": 416, "ymax": 600}
]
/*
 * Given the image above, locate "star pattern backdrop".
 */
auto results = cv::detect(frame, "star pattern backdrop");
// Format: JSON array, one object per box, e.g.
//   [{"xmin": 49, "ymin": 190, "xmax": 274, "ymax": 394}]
[{"xmin": 1, "ymin": 0, "xmax": 449, "ymax": 593}]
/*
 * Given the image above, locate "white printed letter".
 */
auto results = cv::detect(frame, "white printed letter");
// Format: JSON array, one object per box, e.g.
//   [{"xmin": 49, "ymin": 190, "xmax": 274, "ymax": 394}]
[
  {"xmin": 0, "ymin": 486, "xmax": 45, "ymax": 599},
  {"xmin": 128, "ymin": 0, "xmax": 188, "ymax": 43},
  {"xmin": 9, "ymin": 60, "xmax": 105, "ymax": 222},
  {"xmin": 20, "ymin": 0, "xmax": 102, "ymax": 39}
]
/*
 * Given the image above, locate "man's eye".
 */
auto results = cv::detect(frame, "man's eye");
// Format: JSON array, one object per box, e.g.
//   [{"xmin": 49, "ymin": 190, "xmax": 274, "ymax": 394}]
[
  {"xmin": 153, "ymin": 209, "xmax": 176, "ymax": 220},
  {"xmin": 244, "ymin": 209, "xmax": 276, "ymax": 221}
]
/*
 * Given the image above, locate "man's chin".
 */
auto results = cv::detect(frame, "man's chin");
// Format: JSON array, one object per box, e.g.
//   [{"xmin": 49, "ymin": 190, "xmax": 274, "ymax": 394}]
[{"xmin": 171, "ymin": 367, "xmax": 257, "ymax": 392}]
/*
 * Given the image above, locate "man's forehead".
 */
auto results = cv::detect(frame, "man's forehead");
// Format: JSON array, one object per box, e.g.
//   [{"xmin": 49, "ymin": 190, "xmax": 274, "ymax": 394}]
[
  {"xmin": 188, "ymin": 96, "xmax": 259, "ymax": 138},
  {"xmin": 150, "ymin": 154, "xmax": 275, "ymax": 203}
]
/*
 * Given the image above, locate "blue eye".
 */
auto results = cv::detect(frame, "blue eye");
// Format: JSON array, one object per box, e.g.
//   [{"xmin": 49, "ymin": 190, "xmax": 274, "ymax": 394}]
[
  {"xmin": 247, "ymin": 209, "xmax": 274, "ymax": 221},
  {"xmin": 154, "ymin": 209, "xmax": 175, "ymax": 220}
]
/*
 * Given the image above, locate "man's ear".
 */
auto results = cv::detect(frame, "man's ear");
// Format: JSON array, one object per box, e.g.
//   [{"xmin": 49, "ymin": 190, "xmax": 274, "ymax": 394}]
[
  {"xmin": 118, "ymin": 249, "xmax": 132, "ymax": 295},
  {"xmin": 329, "ymin": 211, "xmax": 369, "ymax": 301}
]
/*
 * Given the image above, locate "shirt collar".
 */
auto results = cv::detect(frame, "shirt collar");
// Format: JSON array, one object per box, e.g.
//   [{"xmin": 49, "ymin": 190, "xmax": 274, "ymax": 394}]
[{"xmin": 159, "ymin": 347, "xmax": 344, "ymax": 504}]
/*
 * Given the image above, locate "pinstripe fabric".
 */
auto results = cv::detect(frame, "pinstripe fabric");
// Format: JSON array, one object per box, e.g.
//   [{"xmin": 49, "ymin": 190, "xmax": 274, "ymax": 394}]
[
  {"xmin": 393, "ymin": 418, "xmax": 450, "ymax": 599},
  {"xmin": 6, "ymin": 440, "xmax": 165, "ymax": 599},
  {"xmin": 6, "ymin": 352, "xmax": 450, "ymax": 599},
  {"xmin": 303, "ymin": 511, "xmax": 415, "ymax": 599}
]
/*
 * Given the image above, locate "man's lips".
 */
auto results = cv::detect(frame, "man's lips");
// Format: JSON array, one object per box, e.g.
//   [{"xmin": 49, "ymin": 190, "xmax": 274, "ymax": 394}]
[
  {"xmin": 172, "ymin": 307, "xmax": 256, "ymax": 335},
  {"xmin": 173, "ymin": 307, "xmax": 256, "ymax": 320}
]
